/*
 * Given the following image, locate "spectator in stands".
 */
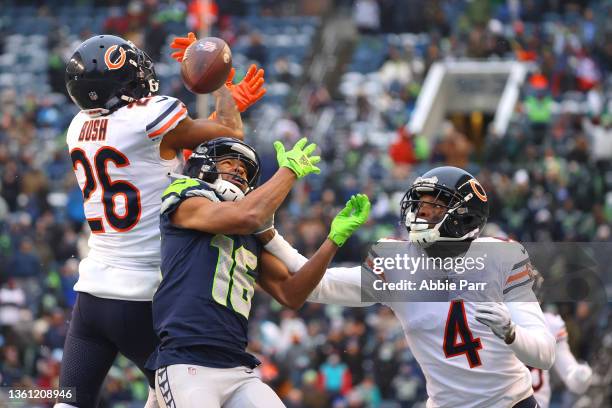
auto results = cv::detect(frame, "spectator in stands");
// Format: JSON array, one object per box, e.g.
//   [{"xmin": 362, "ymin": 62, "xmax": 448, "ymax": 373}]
[
  {"xmin": 318, "ymin": 352, "xmax": 352, "ymax": 401},
  {"xmin": 353, "ymin": 0, "xmax": 380, "ymax": 35},
  {"xmin": 8, "ymin": 238, "xmax": 42, "ymax": 280},
  {"xmin": 246, "ymin": 31, "xmax": 268, "ymax": 66}
]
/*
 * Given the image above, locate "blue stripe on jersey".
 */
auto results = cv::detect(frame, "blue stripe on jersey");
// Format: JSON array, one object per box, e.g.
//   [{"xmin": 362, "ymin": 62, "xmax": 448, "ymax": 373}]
[
  {"xmin": 503, "ymin": 277, "xmax": 533, "ymax": 294},
  {"xmin": 146, "ymin": 100, "xmax": 180, "ymax": 131}
]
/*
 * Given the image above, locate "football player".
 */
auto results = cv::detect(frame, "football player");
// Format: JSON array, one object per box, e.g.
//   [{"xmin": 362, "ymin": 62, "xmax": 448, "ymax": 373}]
[
  {"xmin": 57, "ymin": 34, "xmax": 264, "ymax": 408},
  {"xmin": 147, "ymin": 137, "xmax": 370, "ymax": 408},
  {"xmin": 529, "ymin": 274, "xmax": 593, "ymax": 407},
  {"xmin": 262, "ymin": 166, "xmax": 556, "ymax": 408}
]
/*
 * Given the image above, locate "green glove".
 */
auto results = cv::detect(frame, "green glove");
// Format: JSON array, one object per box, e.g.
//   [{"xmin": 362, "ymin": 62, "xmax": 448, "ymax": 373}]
[
  {"xmin": 273, "ymin": 137, "xmax": 321, "ymax": 179},
  {"xmin": 328, "ymin": 194, "xmax": 371, "ymax": 246}
]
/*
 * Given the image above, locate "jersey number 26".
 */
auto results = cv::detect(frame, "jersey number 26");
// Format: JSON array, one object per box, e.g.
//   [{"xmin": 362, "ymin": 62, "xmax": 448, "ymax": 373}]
[{"xmin": 71, "ymin": 147, "xmax": 142, "ymax": 233}]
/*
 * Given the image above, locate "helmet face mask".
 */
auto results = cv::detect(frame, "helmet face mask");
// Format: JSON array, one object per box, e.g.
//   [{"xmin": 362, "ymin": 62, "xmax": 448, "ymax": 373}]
[
  {"xmin": 65, "ymin": 35, "xmax": 160, "ymax": 113},
  {"xmin": 400, "ymin": 167, "xmax": 489, "ymax": 246},
  {"xmin": 184, "ymin": 138, "xmax": 261, "ymax": 202}
]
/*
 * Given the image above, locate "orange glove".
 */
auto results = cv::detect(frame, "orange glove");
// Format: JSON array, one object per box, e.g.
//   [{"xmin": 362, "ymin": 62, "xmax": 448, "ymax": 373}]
[
  {"xmin": 172, "ymin": 33, "xmax": 266, "ymax": 111},
  {"xmin": 170, "ymin": 32, "xmax": 197, "ymax": 62},
  {"xmin": 225, "ymin": 64, "xmax": 267, "ymax": 112}
]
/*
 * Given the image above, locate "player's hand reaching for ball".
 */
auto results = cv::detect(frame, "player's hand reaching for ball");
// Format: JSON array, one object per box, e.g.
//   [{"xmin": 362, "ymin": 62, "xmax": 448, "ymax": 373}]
[
  {"xmin": 170, "ymin": 32, "xmax": 197, "ymax": 62},
  {"xmin": 328, "ymin": 194, "xmax": 371, "ymax": 247},
  {"xmin": 225, "ymin": 65, "xmax": 266, "ymax": 112},
  {"xmin": 171, "ymin": 33, "xmax": 266, "ymax": 111},
  {"xmin": 274, "ymin": 137, "xmax": 320, "ymax": 179}
]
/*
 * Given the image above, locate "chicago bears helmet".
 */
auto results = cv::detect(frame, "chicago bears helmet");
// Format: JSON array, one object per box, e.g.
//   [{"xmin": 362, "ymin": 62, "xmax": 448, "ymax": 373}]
[
  {"xmin": 400, "ymin": 166, "xmax": 489, "ymax": 245},
  {"xmin": 65, "ymin": 35, "xmax": 159, "ymax": 113},
  {"xmin": 184, "ymin": 138, "xmax": 261, "ymax": 202}
]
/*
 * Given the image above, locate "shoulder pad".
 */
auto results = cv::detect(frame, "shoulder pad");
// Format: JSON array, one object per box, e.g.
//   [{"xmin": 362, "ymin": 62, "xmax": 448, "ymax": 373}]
[{"xmin": 161, "ymin": 178, "xmax": 220, "ymax": 215}]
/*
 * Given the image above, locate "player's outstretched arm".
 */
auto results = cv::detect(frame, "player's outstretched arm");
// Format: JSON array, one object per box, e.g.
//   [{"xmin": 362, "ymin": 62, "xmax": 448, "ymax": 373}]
[
  {"xmin": 258, "ymin": 195, "xmax": 370, "ymax": 310},
  {"xmin": 554, "ymin": 339, "xmax": 593, "ymax": 393},
  {"xmin": 256, "ymin": 219, "xmax": 378, "ymax": 307},
  {"xmin": 475, "ymin": 302, "xmax": 555, "ymax": 369},
  {"xmin": 211, "ymin": 84, "xmax": 243, "ymax": 134},
  {"xmin": 170, "ymin": 138, "xmax": 320, "ymax": 234},
  {"xmin": 161, "ymin": 103, "xmax": 244, "ymax": 158}
]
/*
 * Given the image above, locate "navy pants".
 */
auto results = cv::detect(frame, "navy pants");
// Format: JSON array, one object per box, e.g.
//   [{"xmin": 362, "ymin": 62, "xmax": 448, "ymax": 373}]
[
  {"xmin": 513, "ymin": 395, "xmax": 540, "ymax": 408},
  {"xmin": 58, "ymin": 292, "xmax": 159, "ymax": 407}
]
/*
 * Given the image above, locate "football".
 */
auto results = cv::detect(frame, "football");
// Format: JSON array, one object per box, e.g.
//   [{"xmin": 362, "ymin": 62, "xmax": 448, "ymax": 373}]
[{"xmin": 180, "ymin": 37, "xmax": 232, "ymax": 94}]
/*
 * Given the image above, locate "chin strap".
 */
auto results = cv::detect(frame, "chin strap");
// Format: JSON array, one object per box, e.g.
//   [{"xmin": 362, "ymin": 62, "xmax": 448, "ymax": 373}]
[
  {"xmin": 208, "ymin": 178, "xmax": 245, "ymax": 202},
  {"xmin": 167, "ymin": 172, "xmax": 245, "ymax": 202},
  {"xmin": 406, "ymin": 205, "xmax": 480, "ymax": 246}
]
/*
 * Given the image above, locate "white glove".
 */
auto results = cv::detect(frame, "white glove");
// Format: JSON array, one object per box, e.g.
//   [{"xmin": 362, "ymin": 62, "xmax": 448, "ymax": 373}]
[
  {"xmin": 475, "ymin": 302, "xmax": 516, "ymax": 344},
  {"xmin": 566, "ymin": 364, "xmax": 593, "ymax": 393}
]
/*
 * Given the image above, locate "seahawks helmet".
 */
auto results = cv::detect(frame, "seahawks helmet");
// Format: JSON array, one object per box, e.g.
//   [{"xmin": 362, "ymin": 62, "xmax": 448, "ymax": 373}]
[
  {"xmin": 400, "ymin": 166, "xmax": 489, "ymax": 245},
  {"xmin": 184, "ymin": 138, "xmax": 261, "ymax": 202},
  {"xmin": 65, "ymin": 35, "xmax": 159, "ymax": 113}
]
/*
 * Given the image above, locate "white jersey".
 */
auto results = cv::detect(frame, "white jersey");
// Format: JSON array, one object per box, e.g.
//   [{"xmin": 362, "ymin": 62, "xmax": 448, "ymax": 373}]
[
  {"xmin": 378, "ymin": 237, "xmax": 541, "ymax": 408},
  {"xmin": 66, "ymin": 95, "xmax": 187, "ymax": 301},
  {"xmin": 531, "ymin": 312, "xmax": 568, "ymax": 408}
]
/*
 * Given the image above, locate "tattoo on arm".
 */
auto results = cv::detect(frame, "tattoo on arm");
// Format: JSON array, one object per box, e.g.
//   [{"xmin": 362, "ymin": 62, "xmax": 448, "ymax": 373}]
[{"xmin": 214, "ymin": 86, "xmax": 243, "ymax": 133}]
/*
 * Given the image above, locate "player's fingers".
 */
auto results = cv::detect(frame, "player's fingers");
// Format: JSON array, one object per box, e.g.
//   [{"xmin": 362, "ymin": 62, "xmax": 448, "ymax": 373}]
[
  {"xmin": 251, "ymin": 69, "xmax": 265, "ymax": 83},
  {"xmin": 244, "ymin": 64, "xmax": 257, "ymax": 82},
  {"xmin": 226, "ymin": 68, "xmax": 236, "ymax": 84},
  {"xmin": 361, "ymin": 200, "xmax": 372, "ymax": 217},
  {"xmin": 170, "ymin": 51, "xmax": 184, "ymax": 62},
  {"xmin": 303, "ymin": 142, "xmax": 317, "ymax": 156},
  {"xmin": 309, "ymin": 155, "xmax": 321, "ymax": 165},
  {"xmin": 187, "ymin": 32, "xmax": 197, "ymax": 42},
  {"xmin": 249, "ymin": 78, "xmax": 265, "ymax": 92},
  {"xmin": 250, "ymin": 63, "xmax": 260, "ymax": 73},
  {"xmin": 173, "ymin": 37, "xmax": 193, "ymax": 47},
  {"xmin": 273, "ymin": 141, "xmax": 285, "ymax": 156},
  {"xmin": 294, "ymin": 137, "xmax": 308, "ymax": 150}
]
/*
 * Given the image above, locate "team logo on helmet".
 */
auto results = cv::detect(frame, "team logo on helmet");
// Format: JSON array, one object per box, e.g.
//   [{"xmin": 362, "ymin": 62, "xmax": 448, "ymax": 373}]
[
  {"xmin": 468, "ymin": 179, "xmax": 487, "ymax": 202},
  {"xmin": 104, "ymin": 45, "xmax": 127, "ymax": 70}
]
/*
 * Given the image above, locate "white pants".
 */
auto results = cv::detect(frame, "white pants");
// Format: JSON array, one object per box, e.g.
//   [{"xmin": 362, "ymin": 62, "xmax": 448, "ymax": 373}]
[{"xmin": 155, "ymin": 364, "xmax": 286, "ymax": 408}]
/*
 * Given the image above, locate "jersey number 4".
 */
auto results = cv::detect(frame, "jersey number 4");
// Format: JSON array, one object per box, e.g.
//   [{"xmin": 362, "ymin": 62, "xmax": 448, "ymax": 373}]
[
  {"xmin": 443, "ymin": 300, "xmax": 483, "ymax": 368},
  {"xmin": 70, "ymin": 147, "xmax": 141, "ymax": 233},
  {"xmin": 210, "ymin": 234, "xmax": 257, "ymax": 319}
]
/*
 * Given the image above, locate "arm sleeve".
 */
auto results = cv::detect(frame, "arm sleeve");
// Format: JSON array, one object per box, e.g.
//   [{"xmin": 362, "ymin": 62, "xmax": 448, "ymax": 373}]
[
  {"xmin": 263, "ymin": 232, "xmax": 376, "ymax": 307},
  {"xmin": 506, "ymin": 301, "xmax": 556, "ymax": 369},
  {"xmin": 553, "ymin": 340, "xmax": 593, "ymax": 393},
  {"xmin": 307, "ymin": 266, "xmax": 376, "ymax": 307}
]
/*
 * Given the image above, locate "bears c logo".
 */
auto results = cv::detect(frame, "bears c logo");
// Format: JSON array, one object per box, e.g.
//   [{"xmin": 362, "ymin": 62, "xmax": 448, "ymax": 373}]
[
  {"xmin": 104, "ymin": 45, "xmax": 127, "ymax": 70},
  {"xmin": 468, "ymin": 179, "xmax": 487, "ymax": 202}
]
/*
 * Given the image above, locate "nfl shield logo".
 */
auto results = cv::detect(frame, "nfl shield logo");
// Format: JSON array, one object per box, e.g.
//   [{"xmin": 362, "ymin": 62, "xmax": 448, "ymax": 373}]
[
  {"xmin": 202, "ymin": 41, "xmax": 217, "ymax": 52},
  {"xmin": 188, "ymin": 367, "xmax": 197, "ymax": 375},
  {"xmin": 89, "ymin": 91, "xmax": 98, "ymax": 101}
]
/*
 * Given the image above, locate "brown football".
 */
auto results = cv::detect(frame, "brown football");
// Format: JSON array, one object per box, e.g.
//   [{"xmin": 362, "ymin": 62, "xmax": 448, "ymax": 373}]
[{"xmin": 180, "ymin": 37, "xmax": 232, "ymax": 94}]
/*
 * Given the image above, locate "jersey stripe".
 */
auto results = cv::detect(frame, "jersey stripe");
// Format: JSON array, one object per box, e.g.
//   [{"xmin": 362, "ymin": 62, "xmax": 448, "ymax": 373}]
[
  {"xmin": 505, "ymin": 269, "xmax": 529, "ymax": 284},
  {"xmin": 502, "ymin": 277, "xmax": 533, "ymax": 294},
  {"xmin": 146, "ymin": 100, "xmax": 180, "ymax": 131},
  {"xmin": 148, "ymin": 106, "xmax": 188, "ymax": 139},
  {"xmin": 511, "ymin": 258, "xmax": 530, "ymax": 270}
]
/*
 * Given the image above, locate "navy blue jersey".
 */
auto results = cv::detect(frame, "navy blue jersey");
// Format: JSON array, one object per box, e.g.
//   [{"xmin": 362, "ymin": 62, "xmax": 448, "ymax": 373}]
[{"xmin": 147, "ymin": 178, "xmax": 262, "ymax": 370}]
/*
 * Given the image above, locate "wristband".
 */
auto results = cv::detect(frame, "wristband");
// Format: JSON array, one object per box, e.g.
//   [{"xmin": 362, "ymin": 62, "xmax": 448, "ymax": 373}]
[{"xmin": 264, "ymin": 232, "xmax": 308, "ymax": 273}]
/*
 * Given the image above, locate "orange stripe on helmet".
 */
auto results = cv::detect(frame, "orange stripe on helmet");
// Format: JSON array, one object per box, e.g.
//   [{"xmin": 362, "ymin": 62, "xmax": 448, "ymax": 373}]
[
  {"xmin": 104, "ymin": 45, "xmax": 127, "ymax": 70},
  {"xmin": 469, "ymin": 179, "xmax": 487, "ymax": 202}
]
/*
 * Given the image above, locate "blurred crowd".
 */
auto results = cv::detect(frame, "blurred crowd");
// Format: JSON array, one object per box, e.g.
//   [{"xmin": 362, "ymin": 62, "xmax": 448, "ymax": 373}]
[{"xmin": 1, "ymin": 0, "xmax": 611, "ymax": 407}]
